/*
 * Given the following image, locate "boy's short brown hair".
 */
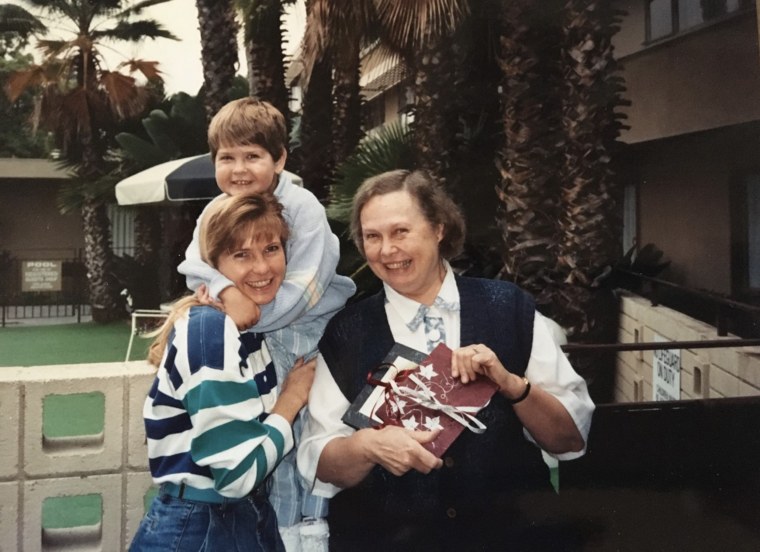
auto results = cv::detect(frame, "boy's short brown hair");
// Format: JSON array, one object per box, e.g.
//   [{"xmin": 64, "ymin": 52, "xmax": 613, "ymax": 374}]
[{"xmin": 208, "ymin": 98, "xmax": 287, "ymax": 161}]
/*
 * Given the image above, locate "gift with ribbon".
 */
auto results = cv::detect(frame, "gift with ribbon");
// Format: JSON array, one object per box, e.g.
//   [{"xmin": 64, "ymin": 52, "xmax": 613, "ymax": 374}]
[{"xmin": 342, "ymin": 343, "xmax": 499, "ymax": 457}]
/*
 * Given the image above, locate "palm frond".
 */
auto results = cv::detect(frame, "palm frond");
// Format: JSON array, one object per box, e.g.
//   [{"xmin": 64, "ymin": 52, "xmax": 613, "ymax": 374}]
[
  {"xmin": 117, "ymin": 59, "xmax": 163, "ymax": 80},
  {"xmin": 373, "ymin": 0, "xmax": 469, "ymax": 51},
  {"xmin": 118, "ymin": 0, "xmax": 177, "ymax": 18},
  {"xmin": 35, "ymin": 38, "xmax": 72, "ymax": 57},
  {"xmin": 94, "ymin": 20, "xmax": 178, "ymax": 42},
  {"xmin": 99, "ymin": 70, "xmax": 151, "ymax": 118},
  {"xmin": 327, "ymin": 121, "xmax": 414, "ymax": 222},
  {"xmin": 4, "ymin": 65, "xmax": 46, "ymax": 102},
  {"xmin": 0, "ymin": 4, "xmax": 46, "ymax": 36}
]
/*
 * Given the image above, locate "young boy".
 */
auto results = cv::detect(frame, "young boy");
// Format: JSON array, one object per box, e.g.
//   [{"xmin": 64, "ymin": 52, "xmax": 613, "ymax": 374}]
[{"xmin": 178, "ymin": 98, "xmax": 356, "ymax": 551}]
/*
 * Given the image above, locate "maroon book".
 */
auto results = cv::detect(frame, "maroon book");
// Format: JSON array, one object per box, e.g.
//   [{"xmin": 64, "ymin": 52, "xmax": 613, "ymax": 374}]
[{"xmin": 374, "ymin": 343, "xmax": 499, "ymax": 457}]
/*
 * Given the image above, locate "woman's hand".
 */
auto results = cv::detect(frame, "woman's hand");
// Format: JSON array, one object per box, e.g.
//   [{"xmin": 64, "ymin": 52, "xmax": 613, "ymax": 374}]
[
  {"xmin": 217, "ymin": 286, "xmax": 261, "ymax": 330},
  {"xmin": 317, "ymin": 425, "xmax": 443, "ymax": 487},
  {"xmin": 451, "ymin": 344, "xmax": 525, "ymax": 397},
  {"xmin": 357, "ymin": 426, "xmax": 443, "ymax": 476},
  {"xmin": 272, "ymin": 357, "xmax": 317, "ymax": 423},
  {"xmin": 451, "ymin": 343, "xmax": 508, "ymax": 385}
]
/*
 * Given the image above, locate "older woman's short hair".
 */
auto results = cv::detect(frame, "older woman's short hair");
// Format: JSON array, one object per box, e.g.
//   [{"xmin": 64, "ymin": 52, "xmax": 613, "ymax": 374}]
[{"xmin": 350, "ymin": 170, "xmax": 466, "ymax": 260}]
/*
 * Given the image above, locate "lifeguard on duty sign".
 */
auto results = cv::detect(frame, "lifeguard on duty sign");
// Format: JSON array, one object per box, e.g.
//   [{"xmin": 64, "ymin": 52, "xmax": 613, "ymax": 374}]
[{"xmin": 653, "ymin": 333, "xmax": 681, "ymax": 401}]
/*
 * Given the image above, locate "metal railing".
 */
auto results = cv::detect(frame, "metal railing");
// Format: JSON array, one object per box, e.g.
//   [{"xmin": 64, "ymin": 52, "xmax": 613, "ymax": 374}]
[{"xmin": 615, "ymin": 268, "xmax": 760, "ymax": 337}]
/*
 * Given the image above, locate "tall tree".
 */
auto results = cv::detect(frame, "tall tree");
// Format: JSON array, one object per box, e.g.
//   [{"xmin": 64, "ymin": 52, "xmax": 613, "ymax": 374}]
[
  {"xmin": 297, "ymin": 47, "xmax": 334, "ymax": 200},
  {"xmin": 0, "ymin": 6, "xmax": 47, "ymax": 156},
  {"xmin": 300, "ymin": 0, "xmax": 368, "ymax": 168},
  {"xmin": 299, "ymin": 0, "xmax": 470, "ymax": 175},
  {"xmin": 496, "ymin": 0, "xmax": 564, "ymax": 309},
  {"xmin": 372, "ymin": 0, "xmax": 470, "ymax": 179},
  {"xmin": 195, "ymin": 0, "xmax": 239, "ymax": 123},
  {"xmin": 238, "ymin": 0, "xmax": 290, "ymax": 124},
  {"xmin": 553, "ymin": 0, "xmax": 628, "ymax": 397},
  {"xmin": 2, "ymin": 0, "xmax": 177, "ymax": 323}
]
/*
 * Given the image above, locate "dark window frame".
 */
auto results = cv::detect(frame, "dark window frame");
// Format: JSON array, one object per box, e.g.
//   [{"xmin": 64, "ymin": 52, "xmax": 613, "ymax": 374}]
[
  {"xmin": 646, "ymin": 0, "xmax": 753, "ymax": 44},
  {"xmin": 730, "ymin": 168, "xmax": 760, "ymax": 301}
]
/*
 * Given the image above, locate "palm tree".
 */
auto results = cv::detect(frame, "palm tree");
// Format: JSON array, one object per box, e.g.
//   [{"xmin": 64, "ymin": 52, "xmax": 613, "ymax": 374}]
[
  {"xmin": 556, "ymin": 0, "xmax": 628, "ymax": 336},
  {"xmin": 2, "ymin": 0, "xmax": 177, "ymax": 323},
  {"xmin": 550, "ymin": 0, "xmax": 628, "ymax": 398},
  {"xmin": 237, "ymin": 0, "xmax": 291, "ymax": 124},
  {"xmin": 297, "ymin": 46, "xmax": 334, "ymax": 200},
  {"xmin": 495, "ymin": 0, "xmax": 565, "ymax": 310},
  {"xmin": 300, "ymin": 0, "xmax": 368, "ymax": 167},
  {"xmin": 195, "ymin": 0, "xmax": 239, "ymax": 123},
  {"xmin": 299, "ymin": 0, "xmax": 470, "ymax": 173}
]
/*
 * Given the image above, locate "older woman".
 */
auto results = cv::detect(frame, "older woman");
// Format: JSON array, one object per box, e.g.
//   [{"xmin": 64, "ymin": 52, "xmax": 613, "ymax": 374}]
[{"xmin": 298, "ymin": 170, "xmax": 594, "ymax": 550}]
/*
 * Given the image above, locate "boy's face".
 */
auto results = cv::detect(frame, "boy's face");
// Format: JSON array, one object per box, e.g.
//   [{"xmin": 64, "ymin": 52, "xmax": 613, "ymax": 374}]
[{"xmin": 215, "ymin": 144, "xmax": 286, "ymax": 196}]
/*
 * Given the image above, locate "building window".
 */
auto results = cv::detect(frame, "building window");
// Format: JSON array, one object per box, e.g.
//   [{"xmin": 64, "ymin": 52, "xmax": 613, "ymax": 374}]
[
  {"xmin": 623, "ymin": 183, "xmax": 638, "ymax": 255},
  {"xmin": 746, "ymin": 175, "xmax": 760, "ymax": 290},
  {"xmin": 731, "ymin": 172, "xmax": 760, "ymax": 299},
  {"xmin": 647, "ymin": 0, "xmax": 752, "ymax": 42},
  {"xmin": 649, "ymin": 0, "xmax": 674, "ymax": 40},
  {"xmin": 364, "ymin": 95, "xmax": 386, "ymax": 131}
]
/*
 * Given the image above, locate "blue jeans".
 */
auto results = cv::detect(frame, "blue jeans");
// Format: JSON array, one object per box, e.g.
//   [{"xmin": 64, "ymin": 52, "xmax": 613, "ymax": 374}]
[{"xmin": 129, "ymin": 490, "xmax": 285, "ymax": 552}]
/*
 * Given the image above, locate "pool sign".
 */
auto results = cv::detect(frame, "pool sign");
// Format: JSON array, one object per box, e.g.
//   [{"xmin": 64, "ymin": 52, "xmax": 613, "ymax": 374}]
[
  {"xmin": 653, "ymin": 334, "xmax": 680, "ymax": 401},
  {"xmin": 22, "ymin": 260, "xmax": 62, "ymax": 292}
]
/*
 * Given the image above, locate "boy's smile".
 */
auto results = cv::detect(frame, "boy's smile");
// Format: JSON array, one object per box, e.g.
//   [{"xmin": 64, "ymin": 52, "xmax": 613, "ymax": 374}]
[{"xmin": 215, "ymin": 144, "xmax": 287, "ymax": 196}]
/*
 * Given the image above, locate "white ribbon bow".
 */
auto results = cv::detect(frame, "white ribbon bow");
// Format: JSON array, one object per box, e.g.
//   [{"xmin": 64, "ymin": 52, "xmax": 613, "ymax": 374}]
[{"xmin": 386, "ymin": 373, "xmax": 488, "ymax": 434}]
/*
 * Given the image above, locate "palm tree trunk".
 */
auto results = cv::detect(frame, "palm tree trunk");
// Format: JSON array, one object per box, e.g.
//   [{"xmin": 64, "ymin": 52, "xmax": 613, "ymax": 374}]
[
  {"xmin": 331, "ymin": 33, "xmax": 362, "ymax": 166},
  {"xmin": 196, "ymin": 0, "xmax": 240, "ymax": 123},
  {"xmin": 244, "ymin": 0, "xmax": 289, "ymax": 123},
  {"xmin": 407, "ymin": 30, "xmax": 458, "ymax": 184},
  {"xmin": 131, "ymin": 206, "xmax": 162, "ymax": 309},
  {"xmin": 496, "ymin": 0, "xmax": 564, "ymax": 310},
  {"xmin": 298, "ymin": 52, "xmax": 334, "ymax": 201},
  {"xmin": 81, "ymin": 197, "xmax": 123, "ymax": 322},
  {"xmin": 556, "ymin": 0, "xmax": 628, "ymax": 399}
]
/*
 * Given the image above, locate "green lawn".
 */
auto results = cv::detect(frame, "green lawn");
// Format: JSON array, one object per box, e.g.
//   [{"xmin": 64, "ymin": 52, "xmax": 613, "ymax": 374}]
[{"xmin": 0, "ymin": 321, "xmax": 153, "ymax": 366}]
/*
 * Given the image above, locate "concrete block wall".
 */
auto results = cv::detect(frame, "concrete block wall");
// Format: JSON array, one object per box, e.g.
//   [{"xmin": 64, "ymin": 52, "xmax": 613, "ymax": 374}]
[
  {"xmin": 615, "ymin": 292, "xmax": 760, "ymax": 402},
  {"xmin": 0, "ymin": 361, "xmax": 155, "ymax": 551}
]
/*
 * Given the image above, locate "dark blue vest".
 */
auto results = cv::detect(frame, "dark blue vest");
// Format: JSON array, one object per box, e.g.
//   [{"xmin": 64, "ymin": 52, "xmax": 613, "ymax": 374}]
[{"xmin": 319, "ymin": 276, "xmax": 555, "ymax": 550}]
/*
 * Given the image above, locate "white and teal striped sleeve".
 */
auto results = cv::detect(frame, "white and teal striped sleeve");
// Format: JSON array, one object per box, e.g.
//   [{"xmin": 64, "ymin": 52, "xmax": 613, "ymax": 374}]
[{"xmin": 181, "ymin": 307, "xmax": 294, "ymax": 498}]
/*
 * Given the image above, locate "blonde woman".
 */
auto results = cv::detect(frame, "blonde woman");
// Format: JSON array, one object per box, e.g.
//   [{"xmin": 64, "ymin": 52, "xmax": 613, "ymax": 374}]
[{"xmin": 130, "ymin": 194, "xmax": 314, "ymax": 552}]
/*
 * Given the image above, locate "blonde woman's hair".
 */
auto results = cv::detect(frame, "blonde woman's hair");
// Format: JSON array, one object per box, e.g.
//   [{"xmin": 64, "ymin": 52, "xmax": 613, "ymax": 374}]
[
  {"xmin": 207, "ymin": 97, "xmax": 287, "ymax": 162},
  {"xmin": 147, "ymin": 193, "xmax": 288, "ymax": 366}
]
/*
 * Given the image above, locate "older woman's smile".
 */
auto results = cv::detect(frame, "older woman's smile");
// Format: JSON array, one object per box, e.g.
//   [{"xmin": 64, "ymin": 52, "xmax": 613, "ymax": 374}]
[{"xmin": 384, "ymin": 260, "xmax": 412, "ymax": 269}]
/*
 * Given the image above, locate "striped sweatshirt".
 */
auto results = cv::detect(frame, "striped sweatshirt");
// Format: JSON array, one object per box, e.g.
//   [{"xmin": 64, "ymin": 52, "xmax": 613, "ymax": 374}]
[{"xmin": 144, "ymin": 305, "xmax": 293, "ymax": 498}]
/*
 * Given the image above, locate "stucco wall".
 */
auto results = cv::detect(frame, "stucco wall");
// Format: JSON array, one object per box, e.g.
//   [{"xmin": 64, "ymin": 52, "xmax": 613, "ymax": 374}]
[
  {"xmin": 631, "ymin": 122, "xmax": 760, "ymax": 295},
  {"xmin": 0, "ymin": 180, "xmax": 84, "ymax": 256},
  {"xmin": 613, "ymin": 5, "xmax": 760, "ymax": 144}
]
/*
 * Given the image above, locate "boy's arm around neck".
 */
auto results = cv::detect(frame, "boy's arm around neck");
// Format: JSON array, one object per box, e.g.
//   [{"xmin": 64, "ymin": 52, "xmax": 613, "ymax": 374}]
[
  {"xmin": 251, "ymin": 184, "xmax": 355, "ymax": 333},
  {"xmin": 176, "ymin": 195, "xmax": 235, "ymax": 298}
]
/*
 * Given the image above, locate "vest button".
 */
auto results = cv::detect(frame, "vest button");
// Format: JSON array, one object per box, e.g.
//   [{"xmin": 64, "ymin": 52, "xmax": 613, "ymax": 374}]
[
  {"xmin": 444, "ymin": 456, "xmax": 455, "ymax": 468},
  {"xmin": 446, "ymin": 507, "xmax": 457, "ymax": 519}
]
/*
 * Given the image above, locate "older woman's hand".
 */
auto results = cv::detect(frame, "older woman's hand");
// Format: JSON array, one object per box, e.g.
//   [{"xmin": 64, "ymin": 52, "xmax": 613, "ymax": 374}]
[
  {"xmin": 452, "ymin": 344, "xmax": 512, "ymax": 389},
  {"xmin": 358, "ymin": 426, "xmax": 443, "ymax": 476}
]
